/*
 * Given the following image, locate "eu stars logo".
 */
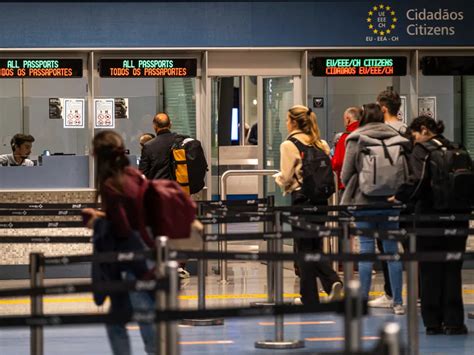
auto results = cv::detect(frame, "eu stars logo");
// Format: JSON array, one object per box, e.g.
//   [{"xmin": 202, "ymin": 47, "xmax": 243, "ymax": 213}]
[{"xmin": 365, "ymin": 4, "xmax": 399, "ymax": 43}]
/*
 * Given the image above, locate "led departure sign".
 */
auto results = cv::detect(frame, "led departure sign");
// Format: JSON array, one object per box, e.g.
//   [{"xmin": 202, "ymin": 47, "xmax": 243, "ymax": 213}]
[
  {"xmin": 99, "ymin": 59, "xmax": 197, "ymax": 78},
  {"xmin": 311, "ymin": 57, "xmax": 407, "ymax": 77},
  {"xmin": 0, "ymin": 59, "xmax": 82, "ymax": 78}
]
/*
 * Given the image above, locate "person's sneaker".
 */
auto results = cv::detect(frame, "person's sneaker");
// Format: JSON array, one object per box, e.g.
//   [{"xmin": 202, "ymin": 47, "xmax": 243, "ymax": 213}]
[
  {"xmin": 393, "ymin": 304, "xmax": 405, "ymax": 315},
  {"xmin": 444, "ymin": 325, "xmax": 468, "ymax": 335},
  {"xmin": 368, "ymin": 294, "xmax": 393, "ymax": 308},
  {"xmin": 293, "ymin": 297, "xmax": 302, "ymax": 305},
  {"xmin": 328, "ymin": 282, "xmax": 344, "ymax": 302},
  {"xmin": 178, "ymin": 267, "xmax": 190, "ymax": 279}
]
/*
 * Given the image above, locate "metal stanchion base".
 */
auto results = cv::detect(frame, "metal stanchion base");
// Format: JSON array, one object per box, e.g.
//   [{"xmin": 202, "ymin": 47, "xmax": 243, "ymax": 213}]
[
  {"xmin": 255, "ymin": 340, "xmax": 305, "ymax": 349},
  {"xmin": 468, "ymin": 312, "xmax": 474, "ymax": 319},
  {"xmin": 249, "ymin": 301, "xmax": 292, "ymax": 307},
  {"xmin": 181, "ymin": 318, "xmax": 225, "ymax": 326}
]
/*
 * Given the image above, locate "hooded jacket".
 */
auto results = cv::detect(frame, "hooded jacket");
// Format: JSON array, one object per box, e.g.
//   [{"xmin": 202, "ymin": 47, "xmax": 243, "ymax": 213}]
[{"xmin": 341, "ymin": 122, "xmax": 409, "ymax": 205}]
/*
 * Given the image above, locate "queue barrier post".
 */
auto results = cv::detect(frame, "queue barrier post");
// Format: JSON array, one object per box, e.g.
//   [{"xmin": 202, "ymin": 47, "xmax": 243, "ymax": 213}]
[
  {"xmin": 155, "ymin": 236, "xmax": 169, "ymax": 355},
  {"xmin": 381, "ymin": 323, "xmax": 402, "ymax": 355},
  {"xmin": 30, "ymin": 252, "xmax": 44, "ymax": 355},
  {"xmin": 407, "ymin": 232, "xmax": 419, "ymax": 355},
  {"xmin": 251, "ymin": 195, "xmax": 278, "ymax": 307},
  {"xmin": 166, "ymin": 261, "xmax": 180, "ymax": 355},
  {"xmin": 254, "ymin": 211, "xmax": 305, "ymax": 350},
  {"xmin": 344, "ymin": 280, "xmax": 362, "ymax": 354},
  {"xmin": 181, "ymin": 214, "xmax": 224, "ymax": 326}
]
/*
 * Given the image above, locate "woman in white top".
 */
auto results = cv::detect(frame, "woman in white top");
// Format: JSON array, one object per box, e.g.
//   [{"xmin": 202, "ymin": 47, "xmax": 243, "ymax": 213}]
[{"xmin": 275, "ymin": 105, "xmax": 342, "ymax": 306}]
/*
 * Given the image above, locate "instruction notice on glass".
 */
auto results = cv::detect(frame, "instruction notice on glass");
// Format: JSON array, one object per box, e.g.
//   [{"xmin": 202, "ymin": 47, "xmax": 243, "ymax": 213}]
[
  {"xmin": 63, "ymin": 99, "xmax": 85, "ymax": 128},
  {"xmin": 418, "ymin": 96, "xmax": 437, "ymax": 120},
  {"xmin": 94, "ymin": 99, "xmax": 115, "ymax": 128},
  {"xmin": 398, "ymin": 96, "xmax": 407, "ymax": 125}
]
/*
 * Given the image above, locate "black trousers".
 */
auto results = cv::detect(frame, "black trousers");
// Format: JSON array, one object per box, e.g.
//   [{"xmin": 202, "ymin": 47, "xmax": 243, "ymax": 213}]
[
  {"xmin": 418, "ymin": 232, "xmax": 467, "ymax": 328},
  {"xmin": 292, "ymin": 191, "xmax": 341, "ymax": 305}
]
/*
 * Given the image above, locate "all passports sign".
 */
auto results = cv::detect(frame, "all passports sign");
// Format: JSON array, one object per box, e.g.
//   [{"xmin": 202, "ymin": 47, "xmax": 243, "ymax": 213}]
[
  {"xmin": 365, "ymin": 3, "xmax": 466, "ymax": 44},
  {"xmin": 99, "ymin": 59, "xmax": 197, "ymax": 78}
]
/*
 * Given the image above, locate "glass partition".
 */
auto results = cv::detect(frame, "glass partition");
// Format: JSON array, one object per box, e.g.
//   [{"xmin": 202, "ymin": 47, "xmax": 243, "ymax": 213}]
[
  {"xmin": 263, "ymin": 76, "xmax": 294, "ymax": 206},
  {"xmin": 0, "ymin": 77, "xmax": 89, "ymax": 162},
  {"xmin": 96, "ymin": 77, "xmax": 196, "ymax": 158}
]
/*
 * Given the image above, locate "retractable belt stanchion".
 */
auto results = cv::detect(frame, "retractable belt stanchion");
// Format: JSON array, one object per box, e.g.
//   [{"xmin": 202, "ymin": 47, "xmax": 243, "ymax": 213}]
[
  {"xmin": 181, "ymin": 214, "xmax": 224, "ymax": 326},
  {"xmin": 341, "ymin": 218, "xmax": 354, "ymax": 289},
  {"xmin": 344, "ymin": 280, "xmax": 362, "ymax": 354},
  {"xmin": 30, "ymin": 252, "xmax": 44, "ymax": 355},
  {"xmin": 407, "ymin": 232, "xmax": 419, "ymax": 355},
  {"xmin": 155, "ymin": 236, "xmax": 169, "ymax": 355},
  {"xmin": 266, "ymin": 195, "xmax": 275, "ymax": 304},
  {"xmin": 166, "ymin": 261, "xmax": 180, "ymax": 355},
  {"xmin": 255, "ymin": 211, "xmax": 305, "ymax": 350},
  {"xmin": 251, "ymin": 196, "xmax": 276, "ymax": 307},
  {"xmin": 341, "ymin": 218, "xmax": 361, "ymax": 354},
  {"xmin": 381, "ymin": 323, "xmax": 402, "ymax": 355}
]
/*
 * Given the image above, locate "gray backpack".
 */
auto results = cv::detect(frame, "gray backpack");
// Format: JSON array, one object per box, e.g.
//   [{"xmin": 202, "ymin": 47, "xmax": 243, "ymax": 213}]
[{"xmin": 357, "ymin": 134, "xmax": 409, "ymax": 196}]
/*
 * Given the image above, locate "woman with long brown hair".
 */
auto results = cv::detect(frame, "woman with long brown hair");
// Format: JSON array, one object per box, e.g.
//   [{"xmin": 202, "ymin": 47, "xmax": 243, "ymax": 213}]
[
  {"xmin": 82, "ymin": 130, "xmax": 155, "ymax": 355},
  {"xmin": 274, "ymin": 105, "xmax": 342, "ymax": 305}
]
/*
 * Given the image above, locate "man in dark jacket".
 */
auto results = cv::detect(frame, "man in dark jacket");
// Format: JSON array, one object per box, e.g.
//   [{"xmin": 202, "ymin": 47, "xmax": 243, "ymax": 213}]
[{"xmin": 139, "ymin": 113, "xmax": 176, "ymax": 180}]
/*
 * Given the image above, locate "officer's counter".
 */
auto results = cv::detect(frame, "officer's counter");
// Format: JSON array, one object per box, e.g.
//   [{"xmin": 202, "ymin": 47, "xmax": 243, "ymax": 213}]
[{"xmin": 0, "ymin": 155, "xmax": 137, "ymax": 189}]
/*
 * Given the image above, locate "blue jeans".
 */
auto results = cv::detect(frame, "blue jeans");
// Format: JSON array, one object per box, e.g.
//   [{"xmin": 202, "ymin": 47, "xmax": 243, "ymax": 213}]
[
  {"xmin": 106, "ymin": 272, "xmax": 156, "ymax": 355},
  {"xmin": 355, "ymin": 210, "xmax": 403, "ymax": 306}
]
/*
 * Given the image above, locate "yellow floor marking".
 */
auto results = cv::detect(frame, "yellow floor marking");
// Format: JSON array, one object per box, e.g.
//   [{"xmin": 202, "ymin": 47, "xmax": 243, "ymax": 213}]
[
  {"xmin": 259, "ymin": 321, "xmax": 335, "ymax": 326},
  {"xmin": 179, "ymin": 340, "xmax": 234, "ymax": 345},
  {"xmin": 306, "ymin": 336, "xmax": 379, "ymax": 342},
  {"xmin": 1, "ymin": 290, "xmax": 473, "ymax": 305}
]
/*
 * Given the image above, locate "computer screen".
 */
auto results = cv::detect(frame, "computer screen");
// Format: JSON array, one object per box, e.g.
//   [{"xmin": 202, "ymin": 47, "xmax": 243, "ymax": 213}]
[{"xmin": 231, "ymin": 107, "xmax": 239, "ymax": 143}]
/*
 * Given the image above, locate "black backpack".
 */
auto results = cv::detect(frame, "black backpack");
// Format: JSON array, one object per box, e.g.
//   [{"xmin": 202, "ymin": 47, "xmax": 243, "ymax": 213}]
[
  {"xmin": 288, "ymin": 135, "xmax": 335, "ymax": 203},
  {"xmin": 170, "ymin": 135, "xmax": 208, "ymax": 195},
  {"xmin": 422, "ymin": 138, "xmax": 474, "ymax": 211}
]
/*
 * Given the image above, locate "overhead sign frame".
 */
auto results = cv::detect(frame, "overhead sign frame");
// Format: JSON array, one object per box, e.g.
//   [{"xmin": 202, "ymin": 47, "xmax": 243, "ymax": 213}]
[
  {"xmin": 0, "ymin": 59, "xmax": 83, "ymax": 78},
  {"xmin": 99, "ymin": 58, "xmax": 197, "ymax": 78}
]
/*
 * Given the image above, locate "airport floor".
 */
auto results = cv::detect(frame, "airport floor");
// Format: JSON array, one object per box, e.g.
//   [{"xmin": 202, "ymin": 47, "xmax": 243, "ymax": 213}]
[{"xmin": 1, "ymin": 261, "xmax": 473, "ymax": 355}]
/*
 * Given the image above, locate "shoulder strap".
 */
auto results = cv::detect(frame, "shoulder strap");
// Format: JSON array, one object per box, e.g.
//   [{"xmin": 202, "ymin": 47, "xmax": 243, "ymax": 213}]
[
  {"xmin": 287, "ymin": 136, "xmax": 306, "ymax": 153},
  {"xmin": 420, "ymin": 139, "xmax": 443, "ymax": 153}
]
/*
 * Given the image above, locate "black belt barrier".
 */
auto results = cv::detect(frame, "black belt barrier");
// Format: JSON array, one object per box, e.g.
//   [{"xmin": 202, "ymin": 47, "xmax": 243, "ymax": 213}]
[
  {"xmin": 0, "ymin": 221, "xmax": 84, "ymax": 229},
  {"xmin": 42, "ymin": 250, "xmax": 154, "ymax": 266},
  {"xmin": 0, "ymin": 236, "xmax": 92, "ymax": 244},
  {"xmin": 171, "ymin": 250, "xmax": 474, "ymax": 264},
  {"xmin": 38, "ymin": 248, "xmax": 474, "ymax": 266},
  {"xmin": 0, "ymin": 203, "xmax": 98, "ymax": 210},
  {"xmin": 0, "ymin": 300, "xmax": 364, "ymax": 328},
  {"xmin": 0, "ymin": 210, "xmax": 83, "ymax": 217},
  {"xmin": 0, "ymin": 278, "xmax": 169, "ymax": 298}
]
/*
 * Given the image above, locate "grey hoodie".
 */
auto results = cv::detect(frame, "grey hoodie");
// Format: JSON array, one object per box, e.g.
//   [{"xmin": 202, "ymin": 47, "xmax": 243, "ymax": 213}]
[{"xmin": 340, "ymin": 122, "xmax": 408, "ymax": 205}]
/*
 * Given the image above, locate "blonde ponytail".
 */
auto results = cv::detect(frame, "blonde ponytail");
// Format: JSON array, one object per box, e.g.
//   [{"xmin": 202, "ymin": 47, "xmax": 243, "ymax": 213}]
[{"xmin": 288, "ymin": 105, "xmax": 329, "ymax": 155}]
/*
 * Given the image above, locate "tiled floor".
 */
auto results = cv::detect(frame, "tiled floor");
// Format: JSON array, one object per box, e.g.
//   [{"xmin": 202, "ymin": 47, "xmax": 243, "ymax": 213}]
[{"xmin": 0, "ymin": 261, "xmax": 473, "ymax": 354}]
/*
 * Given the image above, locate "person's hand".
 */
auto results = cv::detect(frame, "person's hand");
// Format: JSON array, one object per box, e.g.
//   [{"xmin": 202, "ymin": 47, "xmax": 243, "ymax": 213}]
[
  {"xmin": 81, "ymin": 208, "xmax": 105, "ymax": 229},
  {"xmin": 387, "ymin": 196, "xmax": 400, "ymax": 203}
]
